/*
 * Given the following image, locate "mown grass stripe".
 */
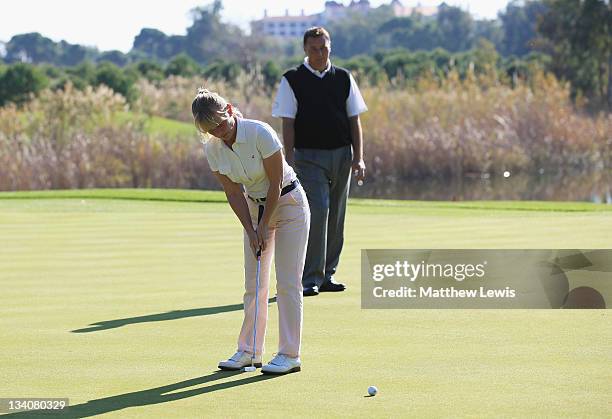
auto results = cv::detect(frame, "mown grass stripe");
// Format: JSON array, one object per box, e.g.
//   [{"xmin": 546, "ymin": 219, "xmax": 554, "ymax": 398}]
[{"xmin": 1, "ymin": 189, "xmax": 610, "ymax": 212}]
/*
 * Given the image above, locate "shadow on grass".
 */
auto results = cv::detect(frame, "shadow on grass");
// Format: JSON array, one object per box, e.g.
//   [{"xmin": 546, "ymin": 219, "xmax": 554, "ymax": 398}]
[
  {"xmin": 71, "ymin": 297, "xmax": 277, "ymax": 333},
  {"xmin": 1, "ymin": 370, "xmax": 280, "ymax": 418}
]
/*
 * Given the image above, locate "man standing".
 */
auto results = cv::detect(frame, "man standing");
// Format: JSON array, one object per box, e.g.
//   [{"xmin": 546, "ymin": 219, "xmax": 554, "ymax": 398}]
[{"xmin": 272, "ymin": 27, "xmax": 367, "ymax": 297}]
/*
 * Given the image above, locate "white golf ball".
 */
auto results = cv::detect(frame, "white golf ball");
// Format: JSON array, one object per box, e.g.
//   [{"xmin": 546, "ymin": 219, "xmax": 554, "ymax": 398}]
[
  {"xmin": 357, "ymin": 179, "xmax": 364, "ymax": 186},
  {"xmin": 503, "ymin": 170, "xmax": 511, "ymax": 178},
  {"xmin": 367, "ymin": 386, "xmax": 378, "ymax": 396}
]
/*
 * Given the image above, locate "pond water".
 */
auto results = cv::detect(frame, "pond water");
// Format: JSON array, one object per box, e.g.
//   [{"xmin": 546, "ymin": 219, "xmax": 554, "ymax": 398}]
[{"xmin": 348, "ymin": 171, "xmax": 612, "ymax": 203}]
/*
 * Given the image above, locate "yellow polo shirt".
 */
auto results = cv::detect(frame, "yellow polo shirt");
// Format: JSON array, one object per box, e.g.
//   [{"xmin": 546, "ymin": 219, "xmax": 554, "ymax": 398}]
[{"xmin": 204, "ymin": 118, "xmax": 296, "ymax": 199}]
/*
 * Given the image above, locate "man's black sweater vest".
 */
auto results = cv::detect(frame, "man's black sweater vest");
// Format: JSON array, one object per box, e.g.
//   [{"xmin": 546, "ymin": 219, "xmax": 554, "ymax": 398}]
[{"xmin": 284, "ymin": 64, "xmax": 352, "ymax": 150}]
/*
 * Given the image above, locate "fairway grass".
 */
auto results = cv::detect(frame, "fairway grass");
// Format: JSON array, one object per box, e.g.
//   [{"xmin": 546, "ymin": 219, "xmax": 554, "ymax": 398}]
[
  {"xmin": 116, "ymin": 113, "xmax": 197, "ymax": 141},
  {"xmin": 0, "ymin": 190, "xmax": 610, "ymax": 418}
]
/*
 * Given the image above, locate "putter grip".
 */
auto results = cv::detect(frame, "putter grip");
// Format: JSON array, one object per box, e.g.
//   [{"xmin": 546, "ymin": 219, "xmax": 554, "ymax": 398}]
[{"xmin": 256, "ymin": 205, "xmax": 264, "ymax": 257}]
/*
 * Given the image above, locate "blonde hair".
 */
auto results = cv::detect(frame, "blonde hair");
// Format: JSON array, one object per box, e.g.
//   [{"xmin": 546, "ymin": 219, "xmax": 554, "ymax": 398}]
[{"xmin": 191, "ymin": 88, "xmax": 242, "ymax": 140}]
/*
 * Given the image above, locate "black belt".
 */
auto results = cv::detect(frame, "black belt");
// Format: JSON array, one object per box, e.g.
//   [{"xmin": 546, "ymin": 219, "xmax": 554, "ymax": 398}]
[{"xmin": 248, "ymin": 179, "xmax": 300, "ymax": 203}]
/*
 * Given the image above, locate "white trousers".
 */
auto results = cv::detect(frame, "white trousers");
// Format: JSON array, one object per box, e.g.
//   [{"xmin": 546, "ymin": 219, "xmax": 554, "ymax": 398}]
[{"xmin": 237, "ymin": 186, "xmax": 310, "ymax": 358}]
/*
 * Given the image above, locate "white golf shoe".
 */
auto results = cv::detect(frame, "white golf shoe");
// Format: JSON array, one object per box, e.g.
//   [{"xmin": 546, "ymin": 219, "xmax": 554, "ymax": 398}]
[
  {"xmin": 218, "ymin": 351, "xmax": 262, "ymax": 371},
  {"xmin": 261, "ymin": 354, "xmax": 301, "ymax": 375}
]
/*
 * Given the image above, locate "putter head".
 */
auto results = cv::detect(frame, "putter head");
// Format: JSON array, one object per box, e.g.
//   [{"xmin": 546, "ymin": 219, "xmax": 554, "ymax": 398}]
[{"xmin": 243, "ymin": 366, "xmax": 257, "ymax": 372}]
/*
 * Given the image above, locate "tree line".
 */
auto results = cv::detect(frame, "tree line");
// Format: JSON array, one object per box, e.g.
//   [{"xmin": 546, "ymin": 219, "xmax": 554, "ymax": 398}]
[
  {"xmin": 0, "ymin": 0, "xmax": 610, "ymax": 109},
  {"xmin": 0, "ymin": 45, "xmax": 554, "ymax": 108},
  {"xmin": 2, "ymin": 1, "xmax": 549, "ymax": 65}
]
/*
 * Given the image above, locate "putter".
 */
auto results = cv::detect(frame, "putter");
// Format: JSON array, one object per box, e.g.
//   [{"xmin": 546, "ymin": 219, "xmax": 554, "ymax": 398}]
[{"xmin": 244, "ymin": 204, "xmax": 264, "ymax": 372}]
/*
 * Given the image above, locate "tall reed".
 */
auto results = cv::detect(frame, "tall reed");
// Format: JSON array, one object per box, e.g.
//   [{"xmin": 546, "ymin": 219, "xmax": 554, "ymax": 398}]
[{"xmin": 0, "ymin": 71, "xmax": 609, "ymax": 191}]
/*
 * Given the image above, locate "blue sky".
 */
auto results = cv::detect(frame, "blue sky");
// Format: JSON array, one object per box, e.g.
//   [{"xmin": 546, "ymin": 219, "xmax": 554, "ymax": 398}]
[{"xmin": 0, "ymin": 0, "xmax": 511, "ymax": 52}]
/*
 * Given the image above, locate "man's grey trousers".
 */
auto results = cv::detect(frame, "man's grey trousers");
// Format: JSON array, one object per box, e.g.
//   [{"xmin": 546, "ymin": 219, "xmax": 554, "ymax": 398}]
[{"xmin": 294, "ymin": 145, "xmax": 352, "ymax": 288}]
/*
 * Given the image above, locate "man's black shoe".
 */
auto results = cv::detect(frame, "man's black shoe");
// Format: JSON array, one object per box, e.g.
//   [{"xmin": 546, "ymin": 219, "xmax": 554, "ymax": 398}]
[
  {"xmin": 319, "ymin": 279, "xmax": 346, "ymax": 292},
  {"xmin": 303, "ymin": 285, "xmax": 319, "ymax": 297}
]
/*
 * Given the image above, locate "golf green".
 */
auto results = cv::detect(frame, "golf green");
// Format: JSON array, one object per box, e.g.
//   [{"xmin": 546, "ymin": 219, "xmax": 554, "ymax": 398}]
[{"xmin": 0, "ymin": 190, "xmax": 610, "ymax": 418}]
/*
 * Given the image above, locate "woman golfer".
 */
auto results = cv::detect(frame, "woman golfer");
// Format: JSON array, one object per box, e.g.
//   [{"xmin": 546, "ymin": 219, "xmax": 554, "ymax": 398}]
[{"xmin": 192, "ymin": 89, "xmax": 309, "ymax": 375}]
